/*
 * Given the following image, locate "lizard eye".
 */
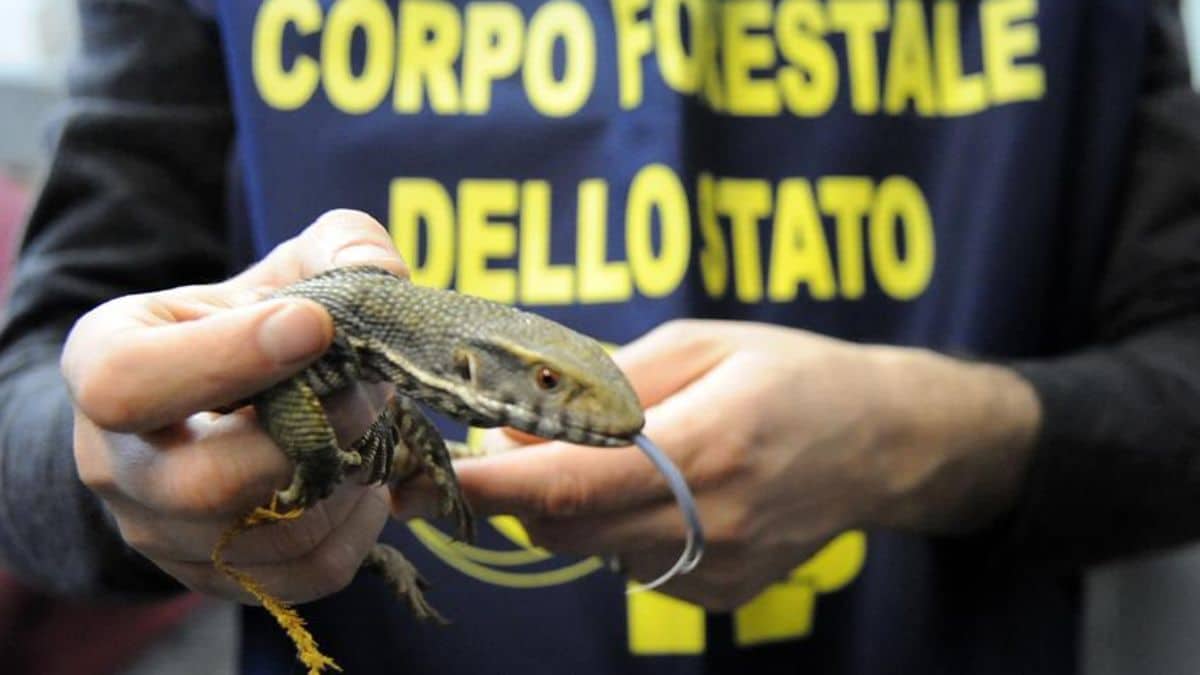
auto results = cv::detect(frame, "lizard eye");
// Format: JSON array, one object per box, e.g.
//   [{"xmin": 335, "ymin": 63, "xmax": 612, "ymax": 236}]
[{"xmin": 534, "ymin": 366, "xmax": 560, "ymax": 391}]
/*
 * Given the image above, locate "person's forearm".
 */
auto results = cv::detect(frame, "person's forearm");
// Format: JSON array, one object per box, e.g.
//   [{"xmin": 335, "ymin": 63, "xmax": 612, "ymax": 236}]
[
  {"xmin": 862, "ymin": 347, "xmax": 1041, "ymax": 538},
  {"xmin": 870, "ymin": 0, "xmax": 1200, "ymax": 567},
  {"xmin": 860, "ymin": 314, "xmax": 1200, "ymax": 568}
]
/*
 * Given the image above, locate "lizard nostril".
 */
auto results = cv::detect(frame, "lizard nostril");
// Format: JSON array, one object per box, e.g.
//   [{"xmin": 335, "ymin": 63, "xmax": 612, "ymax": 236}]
[{"xmin": 453, "ymin": 349, "xmax": 476, "ymax": 384}]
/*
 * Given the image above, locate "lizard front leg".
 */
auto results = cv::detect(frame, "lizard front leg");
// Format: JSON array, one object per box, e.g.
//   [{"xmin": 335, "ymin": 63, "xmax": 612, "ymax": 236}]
[
  {"xmin": 253, "ymin": 378, "xmax": 362, "ymax": 509},
  {"xmin": 340, "ymin": 399, "xmax": 486, "ymax": 485},
  {"xmin": 347, "ymin": 398, "xmax": 402, "ymax": 486},
  {"xmin": 372, "ymin": 395, "xmax": 475, "ymax": 542}
]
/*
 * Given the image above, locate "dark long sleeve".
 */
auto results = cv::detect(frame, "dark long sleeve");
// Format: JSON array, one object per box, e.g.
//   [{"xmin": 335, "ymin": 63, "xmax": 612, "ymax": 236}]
[
  {"xmin": 1007, "ymin": 0, "xmax": 1200, "ymax": 566},
  {"xmin": 0, "ymin": 0, "xmax": 233, "ymax": 595}
]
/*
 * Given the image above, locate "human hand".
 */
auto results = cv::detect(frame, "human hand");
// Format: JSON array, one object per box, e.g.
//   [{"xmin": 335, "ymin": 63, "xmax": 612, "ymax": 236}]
[
  {"xmin": 453, "ymin": 321, "xmax": 1040, "ymax": 610},
  {"xmin": 64, "ymin": 211, "xmax": 430, "ymax": 604}
]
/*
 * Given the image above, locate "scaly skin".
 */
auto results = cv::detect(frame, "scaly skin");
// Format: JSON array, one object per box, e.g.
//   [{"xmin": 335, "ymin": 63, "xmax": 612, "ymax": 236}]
[{"xmin": 251, "ymin": 265, "xmax": 645, "ymax": 617}]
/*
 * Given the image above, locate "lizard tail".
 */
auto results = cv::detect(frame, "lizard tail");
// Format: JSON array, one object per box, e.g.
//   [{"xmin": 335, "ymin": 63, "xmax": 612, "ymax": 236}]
[{"xmin": 212, "ymin": 503, "xmax": 342, "ymax": 675}]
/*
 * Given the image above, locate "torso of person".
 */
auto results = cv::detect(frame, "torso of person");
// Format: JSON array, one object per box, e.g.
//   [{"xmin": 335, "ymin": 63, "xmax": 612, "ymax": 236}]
[{"xmin": 192, "ymin": 1, "xmax": 1145, "ymax": 672}]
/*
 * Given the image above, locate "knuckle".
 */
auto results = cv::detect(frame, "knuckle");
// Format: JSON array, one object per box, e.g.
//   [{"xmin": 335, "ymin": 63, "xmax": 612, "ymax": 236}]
[
  {"xmin": 685, "ymin": 434, "xmax": 750, "ymax": 491},
  {"xmin": 62, "ymin": 303, "xmax": 150, "ymax": 432},
  {"xmin": 72, "ymin": 426, "xmax": 118, "ymax": 493},
  {"xmin": 538, "ymin": 472, "xmax": 591, "ymax": 519},
  {"xmin": 707, "ymin": 505, "xmax": 753, "ymax": 549},
  {"xmin": 69, "ymin": 359, "xmax": 140, "ymax": 431}
]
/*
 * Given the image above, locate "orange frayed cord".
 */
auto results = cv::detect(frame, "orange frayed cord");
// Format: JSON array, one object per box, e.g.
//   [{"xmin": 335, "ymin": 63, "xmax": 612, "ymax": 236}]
[{"xmin": 212, "ymin": 497, "xmax": 342, "ymax": 675}]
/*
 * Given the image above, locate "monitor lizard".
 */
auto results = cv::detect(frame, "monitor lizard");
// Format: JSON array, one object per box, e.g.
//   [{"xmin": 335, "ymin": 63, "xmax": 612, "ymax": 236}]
[{"xmin": 216, "ymin": 265, "xmax": 674, "ymax": 672}]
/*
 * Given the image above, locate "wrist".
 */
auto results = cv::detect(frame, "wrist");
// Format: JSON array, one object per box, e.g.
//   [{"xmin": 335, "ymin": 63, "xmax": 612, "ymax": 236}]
[{"xmin": 860, "ymin": 346, "xmax": 1042, "ymax": 535}]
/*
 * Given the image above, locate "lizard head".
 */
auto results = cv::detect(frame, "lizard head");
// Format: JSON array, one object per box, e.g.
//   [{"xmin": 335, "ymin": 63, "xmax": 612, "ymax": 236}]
[{"xmin": 445, "ymin": 319, "xmax": 645, "ymax": 447}]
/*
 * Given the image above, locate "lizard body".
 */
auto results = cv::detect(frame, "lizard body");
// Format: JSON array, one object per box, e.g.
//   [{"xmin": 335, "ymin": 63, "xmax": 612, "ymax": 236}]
[{"xmin": 247, "ymin": 265, "xmax": 645, "ymax": 618}]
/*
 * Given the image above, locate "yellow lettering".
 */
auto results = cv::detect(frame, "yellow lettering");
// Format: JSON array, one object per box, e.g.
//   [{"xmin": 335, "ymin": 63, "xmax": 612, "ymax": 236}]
[
  {"xmin": 883, "ymin": 0, "xmax": 936, "ymax": 115},
  {"xmin": 525, "ymin": 1, "xmax": 596, "ymax": 117},
  {"xmin": 723, "ymin": 0, "xmax": 780, "ymax": 116},
  {"xmin": 395, "ymin": 0, "xmax": 462, "ymax": 114},
  {"xmin": 700, "ymin": 1, "xmax": 724, "ymax": 110},
  {"xmin": 869, "ymin": 176, "xmax": 935, "ymax": 300},
  {"xmin": 716, "ymin": 179, "xmax": 770, "ymax": 303},
  {"xmin": 627, "ymin": 589, "xmax": 706, "ymax": 654},
  {"xmin": 934, "ymin": 0, "xmax": 986, "ymax": 116},
  {"xmin": 817, "ymin": 177, "xmax": 873, "ymax": 299},
  {"xmin": 626, "ymin": 165, "xmax": 689, "ymax": 298},
  {"xmin": 322, "ymin": 0, "xmax": 394, "ymax": 114},
  {"xmin": 828, "ymin": 0, "xmax": 888, "ymax": 115},
  {"xmin": 654, "ymin": 0, "xmax": 704, "ymax": 94},
  {"xmin": 577, "ymin": 180, "xmax": 632, "ymax": 302},
  {"xmin": 390, "ymin": 178, "xmax": 455, "ymax": 289},
  {"xmin": 696, "ymin": 173, "xmax": 728, "ymax": 298},
  {"xmin": 734, "ymin": 531, "xmax": 867, "ymax": 646},
  {"xmin": 253, "ymin": 0, "xmax": 322, "ymax": 110},
  {"xmin": 458, "ymin": 180, "xmax": 517, "ymax": 301},
  {"xmin": 981, "ymin": 0, "xmax": 1045, "ymax": 104},
  {"xmin": 768, "ymin": 178, "xmax": 835, "ymax": 302},
  {"xmin": 519, "ymin": 181, "xmax": 574, "ymax": 304},
  {"xmin": 462, "ymin": 3, "xmax": 524, "ymax": 114},
  {"xmin": 776, "ymin": 0, "xmax": 838, "ymax": 117},
  {"xmin": 613, "ymin": 0, "xmax": 653, "ymax": 109}
]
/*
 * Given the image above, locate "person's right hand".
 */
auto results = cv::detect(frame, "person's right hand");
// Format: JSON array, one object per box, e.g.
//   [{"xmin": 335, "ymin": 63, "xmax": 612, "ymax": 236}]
[{"xmin": 63, "ymin": 210, "xmax": 425, "ymax": 604}]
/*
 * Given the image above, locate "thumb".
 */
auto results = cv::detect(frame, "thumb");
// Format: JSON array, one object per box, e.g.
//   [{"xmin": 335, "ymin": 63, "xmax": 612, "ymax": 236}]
[{"xmin": 64, "ymin": 296, "xmax": 332, "ymax": 432}]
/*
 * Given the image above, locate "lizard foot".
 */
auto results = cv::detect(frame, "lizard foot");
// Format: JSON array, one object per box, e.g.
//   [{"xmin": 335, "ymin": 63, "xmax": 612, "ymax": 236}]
[
  {"xmin": 362, "ymin": 544, "xmax": 447, "ymax": 624},
  {"xmin": 349, "ymin": 402, "xmax": 404, "ymax": 485},
  {"xmin": 275, "ymin": 473, "xmax": 333, "ymax": 511}
]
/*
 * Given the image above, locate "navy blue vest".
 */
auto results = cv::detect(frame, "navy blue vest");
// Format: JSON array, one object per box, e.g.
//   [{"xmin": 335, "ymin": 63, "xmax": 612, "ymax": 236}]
[{"xmin": 195, "ymin": 0, "xmax": 1145, "ymax": 671}]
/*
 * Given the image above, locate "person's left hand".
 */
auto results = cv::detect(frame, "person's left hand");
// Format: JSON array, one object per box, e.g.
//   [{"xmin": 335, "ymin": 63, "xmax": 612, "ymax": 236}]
[{"xmin": 443, "ymin": 320, "xmax": 1039, "ymax": 611}]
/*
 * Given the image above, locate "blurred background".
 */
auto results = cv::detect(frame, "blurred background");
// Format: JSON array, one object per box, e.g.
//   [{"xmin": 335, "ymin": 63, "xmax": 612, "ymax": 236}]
[{"xmin": 1, "ymin": 1, "xmax": 1198, "ymax": 673}]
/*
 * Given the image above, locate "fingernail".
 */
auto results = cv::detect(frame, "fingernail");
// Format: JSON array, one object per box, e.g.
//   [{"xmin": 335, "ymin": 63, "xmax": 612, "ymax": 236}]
[
  {"xmin": 333, "ymin": 244, "xmax": 396, "ymax": 267},
  {"xmin": 259, "ymin": 301, "xmax": 328, "ymax": 365}
]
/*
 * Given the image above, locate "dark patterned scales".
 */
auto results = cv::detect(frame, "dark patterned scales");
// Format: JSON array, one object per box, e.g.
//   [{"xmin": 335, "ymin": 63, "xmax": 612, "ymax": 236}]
[{"xmin": 250, "ymin": 265, "xmax": 645, "ymax": 618}]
